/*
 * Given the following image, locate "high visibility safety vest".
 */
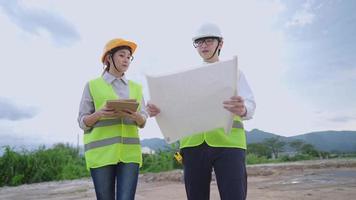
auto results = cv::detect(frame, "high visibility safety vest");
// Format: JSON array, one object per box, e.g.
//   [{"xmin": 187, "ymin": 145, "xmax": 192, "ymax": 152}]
[
  {"xmin": 180, "ymin": 116, "xmax": 246, "ymax": 149},
  {"xmin": 84, "ymin": 77, "xmax": 143, "ymax": 169}
]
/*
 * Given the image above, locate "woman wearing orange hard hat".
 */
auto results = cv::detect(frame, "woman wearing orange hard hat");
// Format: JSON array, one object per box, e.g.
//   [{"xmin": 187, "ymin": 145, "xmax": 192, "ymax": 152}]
[{"xmin": 78, "ymin": 38, "xmax": 148, "ymax": 200}]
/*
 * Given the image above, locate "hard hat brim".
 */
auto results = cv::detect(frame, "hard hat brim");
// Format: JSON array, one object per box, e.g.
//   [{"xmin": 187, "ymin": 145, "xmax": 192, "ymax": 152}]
[
  {"xmin": 192, "ymin": 34, "xmax": 222, "ymax": 42},
  {"xmin": 101, "ymin": 39, "xmax": 137, "ymax": 63}
]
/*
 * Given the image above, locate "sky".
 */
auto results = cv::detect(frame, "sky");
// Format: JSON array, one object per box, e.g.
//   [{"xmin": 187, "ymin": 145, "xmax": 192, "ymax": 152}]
[{"xmin": 0, "ymin": 0, "xmax": 355, "ymax": 146}]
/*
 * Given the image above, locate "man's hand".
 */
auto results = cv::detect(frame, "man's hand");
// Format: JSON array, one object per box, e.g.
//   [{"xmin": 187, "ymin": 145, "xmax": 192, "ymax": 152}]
[
  {"xmin": 146, "ymin": 103, "xmax": 161, "ymax": 117},
  {"xmin": 223, "ymin": 96, "xmax": 247, "ymax": 117}
]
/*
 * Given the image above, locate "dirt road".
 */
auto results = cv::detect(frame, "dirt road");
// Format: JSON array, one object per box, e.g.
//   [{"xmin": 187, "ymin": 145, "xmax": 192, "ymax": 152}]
[{"xmin": 1, "ymin": 159, "xmax": 356, "ymax": 200}]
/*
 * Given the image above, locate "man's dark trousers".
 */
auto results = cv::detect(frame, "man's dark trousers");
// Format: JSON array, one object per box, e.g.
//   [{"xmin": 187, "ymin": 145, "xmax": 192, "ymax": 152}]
[{"xmin": 182, "ymin": 142, "xmax": 247, "ymax": 200}]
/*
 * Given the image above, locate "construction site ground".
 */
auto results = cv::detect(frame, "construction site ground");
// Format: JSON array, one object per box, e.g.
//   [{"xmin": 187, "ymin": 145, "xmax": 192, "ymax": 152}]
[{"xmin": 1, "ymin": 159, "xmax": 356, "ymax": 200}]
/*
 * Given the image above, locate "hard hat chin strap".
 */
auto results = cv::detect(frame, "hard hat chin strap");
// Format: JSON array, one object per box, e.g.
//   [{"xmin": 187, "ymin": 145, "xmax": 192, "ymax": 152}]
[
  {"xmin": 110, "ymin": 54, "xmax": 121, "ymax": 74},
  {"xmin": 207, "ymin": 40, "xmax": 221, "ymax": 60}
]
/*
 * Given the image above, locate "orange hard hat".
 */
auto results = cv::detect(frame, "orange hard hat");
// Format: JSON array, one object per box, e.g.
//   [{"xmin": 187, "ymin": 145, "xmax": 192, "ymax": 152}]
[{"xmin": 101, "ymin": 38, "xmax": 137, "ymax": 63}]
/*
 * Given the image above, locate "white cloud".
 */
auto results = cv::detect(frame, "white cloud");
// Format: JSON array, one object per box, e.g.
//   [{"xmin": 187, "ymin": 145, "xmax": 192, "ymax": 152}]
[
  {"xmin": 329, "ymin": 116, "xmax": 356, "ymax": 123},
  {"xmin": 0, "ymin": 98, "xmax": 38, "ymax": 120},
  {"xmin": 0, "ymin": 0, "xmax": 354, "ymax": 145},
  {"xmin": 285, "ymin": 0, "xmax": 316, "ymax": 28},
  {"xmin": 0, "ymin": 0, "xmax": 80, "ymax": 47}
]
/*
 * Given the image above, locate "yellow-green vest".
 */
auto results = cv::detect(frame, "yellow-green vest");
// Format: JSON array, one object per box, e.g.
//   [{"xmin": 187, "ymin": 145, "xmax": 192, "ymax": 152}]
[
  {"xmin": 180, "ymin": 116, "xmax": 246, "ymax": 149},
  {"xmin": 84, "ymin": 77, "xmax": 143, "ymax": 170}
]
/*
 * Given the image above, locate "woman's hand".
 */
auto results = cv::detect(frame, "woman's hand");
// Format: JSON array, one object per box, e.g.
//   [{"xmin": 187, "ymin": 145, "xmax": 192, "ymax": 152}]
[
  {"xmin": 84, "ymin": 106, "xmax": 117, "ymax": 127},
  {"xmin": 223, "ymin": 96, "xmax": 247, "ymax": 117},
  {"xmin": 119, "ymin": 109, "xmax": 146, "ymax": 127},
  {"xmin": 96, "ymin": 106, "xmax": 118, "ymax": 118},
  {"xmin": 146, "ymin": 103, "xmax": 161, "ymax": 117}
]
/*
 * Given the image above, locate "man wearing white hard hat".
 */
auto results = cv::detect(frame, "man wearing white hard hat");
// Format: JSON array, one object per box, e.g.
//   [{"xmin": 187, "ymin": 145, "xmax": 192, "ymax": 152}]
[{"xmin": 148, "ymin": 23, "xmax": 256, "ymax": 200}]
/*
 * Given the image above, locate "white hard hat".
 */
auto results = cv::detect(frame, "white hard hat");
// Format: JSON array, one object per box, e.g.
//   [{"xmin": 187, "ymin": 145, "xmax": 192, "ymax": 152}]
[{"xmin": 192, "ymin": 23, "xmax": 223, "ymax": 41}]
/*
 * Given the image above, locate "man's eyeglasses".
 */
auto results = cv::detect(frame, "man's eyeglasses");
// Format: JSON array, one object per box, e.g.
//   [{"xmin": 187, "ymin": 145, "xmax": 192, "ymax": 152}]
[{"xmin": 193, "ymin": 37, "xmax": 218, "ymax": 48}]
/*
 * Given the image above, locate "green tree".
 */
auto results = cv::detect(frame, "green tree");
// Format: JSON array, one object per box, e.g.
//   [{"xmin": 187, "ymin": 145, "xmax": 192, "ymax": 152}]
[
  {"xmin": 289, "ymin": 139, "xmax": 305, "ymax": 153},
  {"xmin": 301, "ymin": 143, "xmax": 319, "ymax": 157},
  {"xmin": 263, "ymin": 137, "xmax": 286, "ymax": 159},
  {"xmin": 247, "ymin": 143, "xmax": 271, "ymax": 158}
]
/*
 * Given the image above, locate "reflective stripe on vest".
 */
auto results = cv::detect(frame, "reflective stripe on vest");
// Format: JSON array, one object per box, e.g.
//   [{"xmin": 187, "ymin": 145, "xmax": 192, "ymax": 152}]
[
  {"xmin": 180, "ymin": 116, "xmax": 246, "ymax": 149},
  {"xmin": 84, "ymin": 118, "xmax": 137, "ymax": 134},
  {"xmin": 85, "ymin": 136, "xmax": 140, "ymax": 151}
]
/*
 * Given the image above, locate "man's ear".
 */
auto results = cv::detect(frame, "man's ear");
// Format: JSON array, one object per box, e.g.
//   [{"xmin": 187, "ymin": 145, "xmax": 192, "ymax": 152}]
[{"xmin": 219, "ymin": 40, "xmax": 224, "ymax": 49}]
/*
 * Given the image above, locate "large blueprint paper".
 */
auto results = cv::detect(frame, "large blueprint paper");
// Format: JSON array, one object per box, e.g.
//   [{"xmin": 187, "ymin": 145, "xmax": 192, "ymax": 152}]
[{"xmin": 146, "ymin": 57, "xmax": 238, "ymax": 143}]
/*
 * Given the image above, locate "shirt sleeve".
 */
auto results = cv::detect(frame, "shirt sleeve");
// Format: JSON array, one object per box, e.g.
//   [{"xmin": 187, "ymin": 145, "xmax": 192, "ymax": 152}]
[
  {"xmin": 138, "ymin": 96, "xmax": 149, "ymax": 128},
  {"xmin": 238, "ymin": 70, "xmax": 256, "ymax": 120},
  {"xmin": 77, "ymin": 82, "xmax": 95, "ymax": 131}
]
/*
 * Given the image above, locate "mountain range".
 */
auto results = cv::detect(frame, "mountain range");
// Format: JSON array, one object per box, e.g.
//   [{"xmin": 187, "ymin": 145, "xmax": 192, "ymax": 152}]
[
  {"xmin": 141, "ymin": 129, "xmax": 356, "ymax": 153},
  {"xmin": 1, "ymin": 130, "xmax": 355, "ymax": 155}
]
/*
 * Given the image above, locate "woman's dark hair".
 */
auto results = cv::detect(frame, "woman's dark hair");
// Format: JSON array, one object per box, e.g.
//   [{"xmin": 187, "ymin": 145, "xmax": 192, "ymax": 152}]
[
  {"xmin": 110, "ymin": 45, "xmax": 132, "ymax": 56},
  {"xmin": 103, "ymin": 46, "xmax": 133, "ymax": 72}
]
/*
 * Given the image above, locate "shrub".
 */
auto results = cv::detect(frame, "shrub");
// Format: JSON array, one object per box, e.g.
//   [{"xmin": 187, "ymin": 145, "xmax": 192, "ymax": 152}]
[{"xmin": 0, "ymin": 144, "xmax": 89, "ymax": 187}]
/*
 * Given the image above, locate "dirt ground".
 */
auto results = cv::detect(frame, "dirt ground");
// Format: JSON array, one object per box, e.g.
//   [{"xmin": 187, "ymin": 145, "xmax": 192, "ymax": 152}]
[{"xmin": 1, "ymin": 159, "xmax": 356, "ymax": 200}]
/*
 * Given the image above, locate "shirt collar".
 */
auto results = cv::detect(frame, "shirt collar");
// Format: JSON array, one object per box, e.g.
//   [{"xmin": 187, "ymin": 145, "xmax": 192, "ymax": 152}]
[
  {"xmin": 203, "ymin": 60, "xmax": 219, "ymax": 65},
  {"xmin": 102, "ymin": 71, "xmax": 128, "ymax": 85}
]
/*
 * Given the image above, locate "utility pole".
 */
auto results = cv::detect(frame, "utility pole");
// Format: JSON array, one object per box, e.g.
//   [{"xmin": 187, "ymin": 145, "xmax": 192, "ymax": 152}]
[{"xmin": 77, "ymin": 133, "xmax": 79, "ymax": 155}]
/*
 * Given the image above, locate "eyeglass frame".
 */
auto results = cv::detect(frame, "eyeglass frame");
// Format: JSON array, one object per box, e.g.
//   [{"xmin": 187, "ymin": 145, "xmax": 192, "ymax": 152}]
[{"xmin": 193, "ymin": 37, "xmax": 221, "ymax": 48}]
